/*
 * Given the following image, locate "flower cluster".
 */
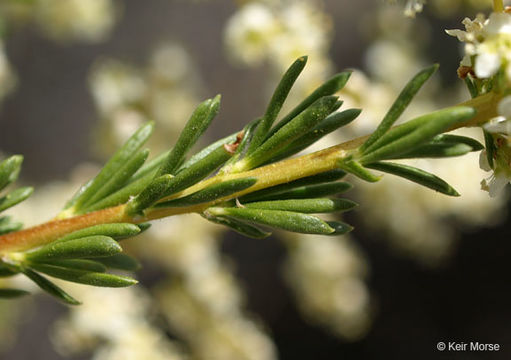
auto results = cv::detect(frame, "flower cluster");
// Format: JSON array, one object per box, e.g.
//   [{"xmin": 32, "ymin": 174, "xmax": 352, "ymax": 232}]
[
  {"xmin": 446, "ymin": 11, "xmax": 511, "ymax": 80},
  {"xmin": 284, "ymin": 234, "xmax": 372, "ymax": 340},
  {"xmin": 480, "ymin": 95, "xmax": 511, "ymax": 196},
  {"xmin": 0, "ymin": 0, "xmax": 118, "ymax": 43},
  {"xmin": 224, "ymin": 0, "xmax": 333, "ymax": 94},
  {"xmin": 447, "ymin": 10, "xmax": 511, "ymax": 195},
  {"xmin": 386, "ymin": 0, "xmax": 427, "ymax": 17},
  {"xmin": 89, "ymin": 44, "xmax": 203, "ymax": 153},
  {"xmin": 0, "ymin": 40, "xmax": 16, "ymax": 104},
  {"xmin": 138, "ymin": 216, "xmax": 277, "ymax": 360},
  {"xmin": 52, "ymin": 286, "xmax": 186, "ymax": 360},
  {"xmin": 332, "ymin": 4, "xmax": 506, "ymax": 263}
]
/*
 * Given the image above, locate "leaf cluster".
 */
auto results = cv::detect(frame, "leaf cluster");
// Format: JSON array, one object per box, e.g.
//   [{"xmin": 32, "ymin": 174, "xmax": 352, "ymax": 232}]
[
  {"xmin": 0, "ymin": 57, "xmax": 484, "ymax": 304},
  {"xmin": 339, "ymin": 65, "xmax": 482, "ymax": 195}
]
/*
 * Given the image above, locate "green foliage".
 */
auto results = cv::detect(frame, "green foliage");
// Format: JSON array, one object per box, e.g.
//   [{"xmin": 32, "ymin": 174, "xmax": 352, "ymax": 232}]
[
  {"xmin": 365, "ymin": 162, "xmax": 460, "ymax": 196},
  {"xmin": 247, "ymin": 56, "xmax": 308, "ymax": 153},
  {"xmin": 0, "ymin": 288, "xmax": 30, "ymax": 298},
  {"xmin": 56, "ymin": 223, "xmax": 142, "ymax": 242},
  {"xmin": 155, "ymin": 177, "xmax": 257, "ymax": 207},
  {"xmin": 157, "ymin": 95, "xmax": 221, "ymax": 175},
  {"xmin": 25, "ymin": 236, "xmax": 122, "ymax": 261},
  {"xmin": 207, "ymin": 207, "xmax": 335, "ymax": 235},
  {"xmin": 360, "ymin": 64, "xmax": 439, "ymax": 152},
  {"xmin": 65, "ymin": 122, "xmax": 154, "ymax": 214},
  {"xmin": 240, "ymin": 95, "xmax": 339, "ymax": 170},
  {"xmin": 0, "ymin": 58, "xmax": 483, "ymax": 305},
  {"xmin": 243, "ymin": 198, "xmax": 357, "ymax": 213}
]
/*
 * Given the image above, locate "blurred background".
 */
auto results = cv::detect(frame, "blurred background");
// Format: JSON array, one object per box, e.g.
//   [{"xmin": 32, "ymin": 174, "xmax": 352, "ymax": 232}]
[{"xmin": 0, "ymin": 0, "xmax": 510, "ymax": 359}]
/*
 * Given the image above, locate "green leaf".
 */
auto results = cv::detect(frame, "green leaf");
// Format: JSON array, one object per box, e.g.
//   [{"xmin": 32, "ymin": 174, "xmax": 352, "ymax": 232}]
[
  {"xmin": 165, "ymin": 145, "xmax": 233, "ymax": 196},
  {"xmin": 220, "ymin": 118, "xmax": 261, "ymax": 173},
  {"xmin": 85, "ymin": 170, "xmax": 156, "ymax": 212},
  {"xmin": 22, "ymin": 268, "xmax": 81, "ymax": 305},
  {"xmin": 483, "ymin": 129, "xmax": 496, "ymax": 169},
  {"xmin": 0, "ymin": 216, "xmax": 23, "ymax": 235},
  {"xmin": 360, "ymin": 64, "xmax": 438, "ymax": 152},
  {"xmin": 208, "ymin": 207, "xmax": 335, "ymax": 235},
  {"xmin": 203, "ymin": 214, "xmax": 271, "ymax": 239},
  {"xmin": 242, "ymin": 96, "xmax": 339, "ymax": 169},
  {"xmin": 156, "ymin": 177, "xmax": 257, "ymax": 208},
  {"xmin": 365, "ymin": 161, "xmax": 459, "ymax": 196},
  {"xmin": 129, "ymin": 150, "xmax": 170, "ymax": 183},
  {"xmin": 268, "ymin": 108, "xmax": 361, "ymax": 162},
  {"xmin": 0, "ymin": 155, "xmax": 23, "ymax": 192},
  {"xmin": 125, "ymin": 174, "xmax": 174, "ymax": 215},
  {"xmin": 81, "ymin": 148, "xmax": 149, "ymax": 208},
  {"xmin": 93, "ymin": 253, "xmax": 141, "ymax": 271},
  {"xmin": 325, "ymin": 221, "xmax": 354, "ymax": 235},
  {"xmin": 0, "ymin": 268, "xmax": 19, "ymax": 277},
  {"xmin": 136, "ymin": 223, "xmax": 151, "ymax": 233},
  {"xmin": 0, "ymin": 288, "xmax": 30, "ymax": 298},
  {"xmin": 128, "ymin": 144, "xmax": 234, "ymax": 211},
  {"xmin": 68, "ymin": 122, "xmax": 154, "ymax": 211},
  {"xmin": 359, "ymin": 106, "xmax": 476, "ymax": 164},
  {"xmin": 177, "ymin": 133, "xmax": 238, "ymax": 172},
  {"xmin": 0, "ymin": 261, "xmax": 19, "ymax": 277},
  {"xmin": 0, "ymin": 187, "xmax": 33, "ymax": 213},
  {"xmin": 248, "ymin": 56, "xmax": 308, "ymax": 153},
  {"xmin": 28, "ymin": 264, "xmax": 137, "ymax": 287},
  {"xmin": 56, "ymin": 223, "xmax": 141, "ymax": 242},
  {"xmin": 338, "ymin": 160, "xmax": 381, "ymax": 182},
  {"xmin": 25, "ymin": 235, "xmax": 122, "ymax": 261},
  {"xmin": 393, "ymin": 143, "xmax": 472, "ymax": 159},
  {"xmin": 240, "ymin": 180, "xmax": 352, "ymax": 202},
  {"xmin": 243, "ymin": 198, "xmax": 357, "ymax": 213},
  {"xmin": 464, "ymin": 76, "xmax": 478, "ymax": 99},
  {"xmin": 30, "ymin": 259, "xmax": 107, "ymax": 273},
  {"xmin": 158, "ymin": 95, "xmax": 221, "ymax": 175},
  {"xmin": 387, "ymin": 134, "xmax": 483, "ymax": 159},
  {"xmin": 266, "ymin": 71, "xmax": 352, "ymax": 140},
  {"xmin": 431, "ymin": 134, "xmax": 484, "ymax": 151}
]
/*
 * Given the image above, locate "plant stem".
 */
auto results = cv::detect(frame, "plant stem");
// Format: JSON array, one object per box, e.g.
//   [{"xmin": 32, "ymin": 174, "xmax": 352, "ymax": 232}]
[
  {"xmin": 0, "ymin": 92, "xmax": 500, "ymax": 254},
  {"xmin": 0, "ymin": 205, "xmax": 128, "ymax": 253},
  {"xmin": 494, "ymin": 0, "xmax": 505, "ymax": 12}
]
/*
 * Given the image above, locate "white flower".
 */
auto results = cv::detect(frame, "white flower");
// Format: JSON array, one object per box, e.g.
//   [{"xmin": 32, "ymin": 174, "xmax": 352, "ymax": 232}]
[
  {"xmin": 447, "ymin": 12, "xmax": 511, "ymax": 80},
  {"xmin": 224, "ymin": 3, "xmax": 279, "ymax": 66},
  {"xmin": 404, "ymin": 0, "xmax": 426, "ymax": 18},
  {"xmin": 480, "ymin": 151, "xmax": 511, "ymax": 197},
  {"xmin": 483, "ymin": 95, "xmax": 511, "ymax": 135},
  {"xmin": 35, "ymin": 0, "xmax": 118, "ymax": 42},
  {"xmin": 479, "ymin": 96, "xmax": 511, "ymax": 197},
  {"xmin": 474, "ymin": 50, "xmax": 501, "ymax": 78}
]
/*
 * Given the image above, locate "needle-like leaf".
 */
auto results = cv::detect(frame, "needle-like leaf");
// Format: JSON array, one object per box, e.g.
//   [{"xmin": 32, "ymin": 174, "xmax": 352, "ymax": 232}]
[
  {"xmin": 158, "ymin": 95, "xmax": 221, "ymax": 175},
  {"xmin": 0, "ymin": 155, "xmax": 23, "ymax": 192},
  {"xmin": 0, "ymin": 187, "xmax": 33, "ymax": 213},
  {"xmin": 29, "ymin": 264, "xmax": 137, "ymax": 287},
  {"xmin": 360, "ymin": 64, "xmax": 439, "ymax": 152},
  {"xmin": 208, "ymin": 207, "xmax": 335, "ymax": 235},
  {"xmin": 25, "ymin": 235, "xmax": 122, "ymax": 261},
  {"xmin": 56, "ymin": 224, "xmax": 141, "ymax": 242},
  {"xmin": 247, "ymin": 56, "xmax": 308, "ymax": 153},
  {"xmin": 22, "ymin": 268, "xmax": 81, "ymax": 305},
  {"xmin": 68, "ymin": 122, "xmax": 154, "ymax": 212},
  {"xmin": 242, "ymin": 96, "xmax": 339, "ymax": 169},
  {"xmin": 265, "ymin": 71, "xmax": 352, "ymax": 140},
  {"xmin": 203, "ymin": 214, "xmax": 271, "ymax": 239},
  {"xmin": 0, "ymin": 288, "xmax": 30, "ymax": 298},
  {"xmin": 156, "ymin": 177, "xmax": 257, "ymax": 207},
  {"xmin": 243, "ymin": 198, "xmax": 357, "ymax": 213},
  {"xmin": 365, "ymin": 161, "xmax": 460, "ymax": 196}
]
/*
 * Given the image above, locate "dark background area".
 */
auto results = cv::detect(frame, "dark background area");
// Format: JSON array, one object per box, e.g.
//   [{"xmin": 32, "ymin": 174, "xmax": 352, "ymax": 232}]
[{"xmin": 0, "ymin": 1, "xmax": 510, "ymax": 359}]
